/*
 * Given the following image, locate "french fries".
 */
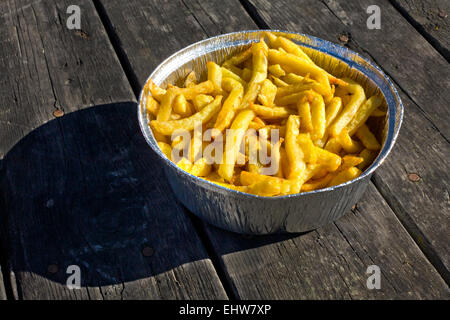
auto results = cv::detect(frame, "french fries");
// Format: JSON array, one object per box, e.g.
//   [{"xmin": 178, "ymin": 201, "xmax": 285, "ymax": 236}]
[{"xmin": 146, "ymin": 34, "xmax": 385, "ymax": 196}]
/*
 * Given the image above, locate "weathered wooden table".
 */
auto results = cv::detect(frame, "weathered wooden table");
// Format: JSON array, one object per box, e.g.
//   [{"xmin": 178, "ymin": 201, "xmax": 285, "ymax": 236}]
[{"xmin": 0, "ymin": 0, "xmax": 448, "ymax": 300}]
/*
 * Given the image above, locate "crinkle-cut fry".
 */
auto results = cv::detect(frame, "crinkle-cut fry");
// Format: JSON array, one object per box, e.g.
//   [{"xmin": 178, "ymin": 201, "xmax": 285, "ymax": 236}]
[
  {"xmin": 275, "ymin": 81, "xmax": 329, "ymax": 99},
  {"xmin": 301, "ymin": 172, "xmax": 335, "ymax": 192},
  {"xmin": 157, "ymin": 80, "xmax": 214, "ymax": 121},
  {"xmin": 340, "ymin": 155, "xmax": 364, "ymax": 170},
  {"xmin": 173, "ymin": 94, "xmax": 194, "ymax": 117},
  {"xmin": 241, "ymin": 68, "xmax": 252, "ymax": 82},
  {"xmin": 337, "ymin": 128, "xmax": 364, "ymax": 154},
  {"xmin": 325, "ymin": 97, "xmax": 342, "ymax": 127},
  {"xmin": 314, "ymin": 146, "xmax": 342, "ymax": 172},
  {"xmin": 268, "ymin": 64, "xmax": 286, "ymax": 77},
  {"xmin": 297, "ymin": 97, "xmax": 313, "ymax": 133},
  {"xmin": 221, "ymin": 68, "xmax": 247, "ymax": 87},
  {"xmin": 324, "ymin": 137, "xmax": 342, "ymax": 154},
  {"xmin": 184, "ymin": 71, "xmax": 197, "ymax": 88},
  {"xmin": 222, "ymin": 47, "xmax": 252, "ymax": 68},
  {"xmin": 285, "ymin": 115, "xmax": 306, "ymax": 192},
  {"xmin": 329, "ymin": 82, "xmax": 365, "ymax": 136},
  {"xmin": 297, "ymin": 133, "xmax": 317, "ymax": 163},
  {"xmin": 192, "ymin": 94, "xmax": 214, "ymax": 111},
  {"xmin": 328, "ymin": 167, "xmax": 362, "ymax": 187},
  {"xmin": 213, "ymin": 83, "xmax": 244, "ymax": 134},
  {"xmin": 189, "ymin": 158, "xmax": 212, "ymax": 177},
  {"xmin": 207, "ymin": 61, "xmax": 223, "ymax": 95},
  {"xmin": 308, "ymin": 91, "xmax": 326, "ymax": 140},
  {"xmin": 147, "ymin": 79, "xmax": 166, "ymax": 102},
  {"xmin": 145, "ymin": 95, "xmax": 160, "ymax": 117},
  {"xmin": 355, "ymin": 124, "xmax": 381, "ymax": 150},
  {"xmin": 358, "ymin": 148, "xmax": 378, "ymax": 170},
  {"xmin": 218, "ymin": 109, "xmax": 256, "ymax": 182},
  {"xmin": 370, "ymin": 107, "xmax": 387, "ymax": 117},
  {"xmin": 270, "ymin": 75, "xmax": 289, "ymax": 87},
  {"xmin": 346, "ymin": 95, "xmax": 383, "ymax": 135},
  {"xmin": 250, "ymin": 103, "xmax": 293, "ymax": 119},
  {"xmin": 257, "ymin": 79, "xmax": 277, "ymax": 107},
  {"xmin": 268, "ymin": 49, "xmax": 331, "ymax": 96},
  {"xmin": 157, "ymin": 141, "xmax": 172, "ymax": 160},
  {"xmin": 151, "ymin": 95, "xmax": 222, "ymax": 135}
]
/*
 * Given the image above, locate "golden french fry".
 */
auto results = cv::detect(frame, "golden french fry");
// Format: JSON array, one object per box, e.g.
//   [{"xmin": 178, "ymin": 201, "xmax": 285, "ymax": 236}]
[
  {"xmin": 270, "ymin": 75, "xmax": 289, "ymax": 87},
  {"xmin": 152, "ymin": 96, "xmax": 222, "ymax": 135},
  {"xmin": 314, "ymin": 146, "xmax": 342, "ymax": 171},
  {"xmin": 240, "ymin": 171, "xmax": 292, "ymax": 195},
  {"xmin": 358, "ymin": 148, "xmax": 378, "ymax": 170},
  {"xmin": 189, "ymin": 158, "xmax": 212, "ymax": 177},
  {"xmin": 281, "ymin": 73, "xmax": 312, "ymax": 85},
  {"xmin": 301, "ymin": 172, "xmax": 335, "ymax": 192},
  {"xmin": 346, "ymin": 95, "xmax": 383, "ymax": 135},
  {"xmin": 268, "ymin": 64, "xmax": 286, "ymax": 77},
  {"xmin": 176, "ymin": 157, "xmax": 193, "ymax": 172},
  {"xmin": 329, "ymin": 83, "xmax": 365, "ymax": 136},
  {"xmin": 250, "ymin": 103, "xmax": 293, "ymax": 119},
  {"xmin": 275, "ymin": 80, "xmax": 329, "ymax": 98},
  {"xmin": 157, "ymin": 80, "xmax": 214, "ymax": 121},
  {"xmin": 224, "ymin": 64, "xmax": 243, "ymax": 77},
  {"xmin": 337, "ymin": 128, "xmax": 364, "ymax": 154},
  {"xmin": 213, "ymin": 83, "xmax": 244, "ymax": 133},
  {"xmin": 192, "ymin": 94, "xmax": 214, "ymax": 111},
  {"xmin": 355, "ymin": 124, "xmax": 381, "ymax": 150},
  {"xmin": 325, "ymin": 97, "xmax": 342, "ymax": 127},
  {"xmin": 297, "ymin": 133, "xmax": 317, "ymax": 163},
  {"xmin": 218, "ymin": 109, "xmax": 256, "ymax": 182},
  {"xmin": 241, "ymin": 67, "xmax": 252, "ymax": 82},
  {"xmin": 285, "ymin": 115, "xmax": 306, "ymax": 192},
  {"xmin": 268, "ymin": 49, "xmax": 331, "ymax": 96},
  {"xmin": 309, "ymin": 91, "xmax": 326, "ymax": 140},
  {"xmin": 257, "ymin": 79, "xmax": 277, "ymax": 106},
  {"xmin": 370, "ymin": 107, "xmax": 387, "ymax": 117},
  {"xmin": 173, "ymin": 94, "xmax": 194, "ymax": 117},
  {"xmin": 223, "ymin": 47, "xmax": 252, "ymax": 68},
  {"xmin": 221, "ymin": 68, "xmax": 247, "ymax": 87},
  {"xmin": 157, "ymin": 141, "xmax": 172, "ymax": 159},
  {"xmin": 297, "ymin": 97, "xmax": 313, "ymax": 132},
  {"xmin": 328, "ymin": 167, "xmax": 362, "ymax": 187},
  {"xmin": 340, "ymin": 155, "xmax": 364, "ymax": 170},
  {"xmin": 184, "ymin": 71, "xmax": 197, "ymax": 88},
  {"xmin": 207, "ymin": 61, "xmax": 223, "ymax": 95},
  {"xmin": 146, "ymin": 95, "xmax": 160, "ymax": 117},
  {"xmin": 147, "ymin": 79, "xmax": 166, "ymax": 102},
  {"xmin": 324, "ymin": 137, "xmax": 342, "ymax": 154}
]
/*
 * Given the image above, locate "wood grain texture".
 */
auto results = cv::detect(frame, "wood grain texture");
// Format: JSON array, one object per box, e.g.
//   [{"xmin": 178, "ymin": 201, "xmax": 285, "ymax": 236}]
[
  {"xmin": 96, "ymin": 0, "xmax": 257, "ymax": 89},
  {"xmin": 390, "ymin": 0, "xmax": 449, "ymax": 61},
  {"xmin": 246, "ymin": 0, "xmax": 450, "ymax": 285},
  {"xmin": 206, "ymin": 184, "xmax": 449, "ymax": 299},
  {"xmin": 100, "ymin": 0, "xmax": 450, "ymax": 298},
  {"xmin": 0, "ymin": 0, "xmax": 226, "ymax": 300},
  {"xmin": 0, "ymin": 266, "xmax": 7, "ymax": 300}
]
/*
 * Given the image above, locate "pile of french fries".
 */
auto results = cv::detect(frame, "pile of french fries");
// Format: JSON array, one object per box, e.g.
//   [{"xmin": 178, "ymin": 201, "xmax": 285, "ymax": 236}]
[{"xmin": 145, "ymin": 32, "xmax": 385, "ymax": 197}]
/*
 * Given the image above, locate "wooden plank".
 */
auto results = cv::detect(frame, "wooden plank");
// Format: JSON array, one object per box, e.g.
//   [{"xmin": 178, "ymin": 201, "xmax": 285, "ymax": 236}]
[
  {"xmin": 95, "ymin": 0, "xmax": 257, "ymax": 89},
  {"xmin": 206, "ymin": 184, "xmax": 449, "ymax": 299},
  {"xmin": 0, "ymin": 0, "xmax": 226, "ymax": 299},
  {"xmin": 100, "ymin": 0, "xmax": 450, "ymax": 298},
  {"xmin": 0, "ymin": 266, "xmax": 7, "ymax": 300},
  {"xmin": 246, "ymin": 0, "xmax": 450, "ymax": 284},
  {"xmin": 390, "ymin": 0, "xmax": 449, "ymax": 61}
]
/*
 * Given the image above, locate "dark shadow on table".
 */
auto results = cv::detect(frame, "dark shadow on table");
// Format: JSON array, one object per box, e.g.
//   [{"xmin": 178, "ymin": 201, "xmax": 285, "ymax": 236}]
[{"xmin": 0, "ymin": 102, "xmax": 302, "ymax": 287}]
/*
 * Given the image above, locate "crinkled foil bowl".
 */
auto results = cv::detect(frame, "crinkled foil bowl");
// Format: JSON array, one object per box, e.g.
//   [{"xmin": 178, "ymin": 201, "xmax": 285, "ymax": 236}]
[{"xmin": 138, "ymin": 30, "xmax": 403, "ymax": 234}]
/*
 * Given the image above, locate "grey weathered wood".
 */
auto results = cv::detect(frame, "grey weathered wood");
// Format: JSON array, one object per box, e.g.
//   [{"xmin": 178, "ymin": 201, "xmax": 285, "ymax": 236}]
[
  {"xmin": 101, "ymin": 0, "xmax": 450, "ymax": 298},
  {"xmin": 0, "ymin": 266, "xmax": 7, "ymax": 300},
  {"xmin": 247, "ymin": 0, "xmax": 450, "ymax": 284},
  {"xmin": 206, "ymin": 183, "xmax": 449, "ymax": 299},
  {"xmin": 96, "ymin": 0, "xmax": 257, "ymax": 90},
  {"xmin": 390, "ymin": 0, "xmax": 449, "ymax": 61},
  {"xmin": 0, "ymin": 0, "xmax": 226, "ymax": 299}
]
